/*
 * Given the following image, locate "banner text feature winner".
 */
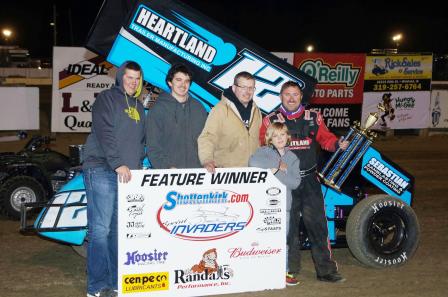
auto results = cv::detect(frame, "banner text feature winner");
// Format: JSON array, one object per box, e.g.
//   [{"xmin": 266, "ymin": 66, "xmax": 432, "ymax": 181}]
[
  {"xmin": 118, "ymin": 168, "xmax": 286, "ymax": 297},
  {"xmin": 51, "ymin": 46, "xmax": 116, "ymax": 132}
]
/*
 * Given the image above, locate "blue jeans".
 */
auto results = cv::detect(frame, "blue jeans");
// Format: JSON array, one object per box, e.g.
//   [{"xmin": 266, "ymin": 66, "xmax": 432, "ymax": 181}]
[{"xmin": 84, "ymin": 167, "xmax": 118, "ymax": 294}]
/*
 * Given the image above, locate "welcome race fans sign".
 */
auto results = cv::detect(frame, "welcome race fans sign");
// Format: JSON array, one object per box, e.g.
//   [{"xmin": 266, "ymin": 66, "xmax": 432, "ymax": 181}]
[
  {"xmin": 294, "ymin": 53, "xmax": 366, "ymax": 129},
  {"xmin": 118, "ymin": 168, "xmax": 286, "ymax": 296}
]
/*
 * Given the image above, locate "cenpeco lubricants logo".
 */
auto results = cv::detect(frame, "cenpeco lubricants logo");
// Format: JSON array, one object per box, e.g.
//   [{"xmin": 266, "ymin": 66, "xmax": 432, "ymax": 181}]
[
  {"xmin": 122, "ymin": 272, "xmax": 169, "ymax": 293},
  {"xmin": 157, "ymin": 189, "xmax": 253, "ymax": 241}
]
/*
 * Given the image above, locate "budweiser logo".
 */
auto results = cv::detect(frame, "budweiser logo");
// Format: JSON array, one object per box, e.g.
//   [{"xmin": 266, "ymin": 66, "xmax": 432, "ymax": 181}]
[{"xmin": 227, "ymin": 246, "xmax": 282, "ymax": 258}]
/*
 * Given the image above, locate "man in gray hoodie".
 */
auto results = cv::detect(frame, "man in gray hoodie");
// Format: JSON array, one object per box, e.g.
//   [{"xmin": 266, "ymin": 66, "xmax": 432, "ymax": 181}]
[
  {"xmin": 146, "ymin": 63, "xmax": 207, "ymax": 168},
  {"xmin": 82, "ymin": 61, "xmax": 145, "ymax": 297}
]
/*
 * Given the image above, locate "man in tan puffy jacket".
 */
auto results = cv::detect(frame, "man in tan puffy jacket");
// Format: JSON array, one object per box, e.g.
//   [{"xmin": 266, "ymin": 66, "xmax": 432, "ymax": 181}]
[{"xmin": 198, "ymin": 71, "xmax": 262, "ymax": 173}]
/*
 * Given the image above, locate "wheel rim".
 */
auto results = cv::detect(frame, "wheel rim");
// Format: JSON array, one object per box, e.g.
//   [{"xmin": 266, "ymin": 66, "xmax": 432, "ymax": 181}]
[
  {"xmin": 368, "ymin": 209, "xmax": 407, "ymax": 255},
  {"xmin": 10, "ymin": 186, "xmax": 37, "ymax": 212}
]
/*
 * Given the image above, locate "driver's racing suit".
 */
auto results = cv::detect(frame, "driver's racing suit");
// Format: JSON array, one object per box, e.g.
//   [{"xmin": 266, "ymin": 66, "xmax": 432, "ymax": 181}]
[{"xmin": 259, "ymin": 106, "xmax": 340, "ymax": 276}]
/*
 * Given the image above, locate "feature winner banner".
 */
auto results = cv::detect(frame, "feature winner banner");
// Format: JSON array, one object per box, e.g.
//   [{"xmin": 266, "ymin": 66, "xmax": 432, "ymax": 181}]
[
  {"xmin": 118, "ymin": 168, "xmax": 286, "ymax": 296},
  {"xmin": 363, "ymin": 54, "xmax": 432, "ymax": 129},
  {"xmin": 294, "ymin": 53, "xmax": 366, "ymax": 129},
  {"xmin": 86, "ymin": 0, "xmax": 317, "ymax": 114},
  {"xmin": 51, "ymin": 47, "xmax": 116, "ymax": 132}
]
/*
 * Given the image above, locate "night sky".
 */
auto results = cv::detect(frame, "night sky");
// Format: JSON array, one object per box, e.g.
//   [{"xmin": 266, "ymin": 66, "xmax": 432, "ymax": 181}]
[{"xmin": 1, "ymin": 0, "xmax": 447, "ymax": 59}]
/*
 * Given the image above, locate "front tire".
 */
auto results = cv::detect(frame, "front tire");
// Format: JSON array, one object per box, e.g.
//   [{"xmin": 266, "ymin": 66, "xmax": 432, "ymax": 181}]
[
  {"xmin": 346, "ymin": 194, "xmax": 420, "ymax": 268},
  {"xmin": 0, "ymin": 176, "xmax": 45, "ymax": 220}
]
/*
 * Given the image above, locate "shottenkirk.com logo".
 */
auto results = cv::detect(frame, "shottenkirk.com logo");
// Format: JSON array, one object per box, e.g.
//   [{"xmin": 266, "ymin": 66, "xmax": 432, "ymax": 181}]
[{"xmin": 157, "ymin": 190, "xmax": 253, "ymax": 241}]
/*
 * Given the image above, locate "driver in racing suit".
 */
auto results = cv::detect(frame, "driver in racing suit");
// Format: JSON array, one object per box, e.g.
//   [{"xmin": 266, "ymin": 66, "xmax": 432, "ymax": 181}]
[{"xmin": 259, "ymin": 81, "xmax": 349, "ymax": 283}]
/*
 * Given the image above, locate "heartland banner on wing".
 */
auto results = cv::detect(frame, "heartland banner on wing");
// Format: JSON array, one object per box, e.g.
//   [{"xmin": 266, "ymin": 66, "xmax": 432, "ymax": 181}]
[
  {"xmin": 118, "ymin": 168, "xmax": 286, "ymax": 296},
  {"xmin": 294, "ymin": 53, "xmax": 366, "ymax": 129},
  {"xmin": 51, "ymin": 47, "xmax": 117, "ymax": 132},
  {"xmin": 87, "ymin": 0, "xmax": 316, "ymax": 114}
]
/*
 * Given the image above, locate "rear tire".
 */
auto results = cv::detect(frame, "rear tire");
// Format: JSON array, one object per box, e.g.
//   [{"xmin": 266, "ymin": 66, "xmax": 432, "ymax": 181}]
[
  {"xmin": 0, "ymin": 176, "xmax": 45, "ymax": 220},
  {"xmin": 346, "ymin": 194, "xmax": 420, "ymax": 268}
]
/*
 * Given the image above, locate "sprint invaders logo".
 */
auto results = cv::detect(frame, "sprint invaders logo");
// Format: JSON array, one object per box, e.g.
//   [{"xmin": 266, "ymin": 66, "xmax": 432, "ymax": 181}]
[{"xmin": 157, "ymin": 189, "xmax": 253, "ymax": 241}]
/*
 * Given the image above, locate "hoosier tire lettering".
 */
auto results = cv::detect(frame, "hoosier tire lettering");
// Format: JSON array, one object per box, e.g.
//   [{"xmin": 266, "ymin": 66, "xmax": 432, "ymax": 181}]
[{"xmin": 346, "ymin": 194, "xmax": 420, "ymax": 268}]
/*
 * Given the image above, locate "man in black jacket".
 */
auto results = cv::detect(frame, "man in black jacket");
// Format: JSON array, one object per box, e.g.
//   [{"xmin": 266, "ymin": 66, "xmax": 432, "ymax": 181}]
[{"xmin": 146, "ymin": 63, "xmax": 207, "ymax": 168}]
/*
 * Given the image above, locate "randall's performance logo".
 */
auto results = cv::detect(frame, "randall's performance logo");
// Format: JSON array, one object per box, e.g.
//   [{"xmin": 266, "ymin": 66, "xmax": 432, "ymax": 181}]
[
  {"xmin": 364, "ymin": 157, "xmax": 410, "ymax": 195},
  {"xmin": 130, "ymin": 5, "xmax": 236, "ymax": 71},
  {"xmin": 174, "ymin": 248, "xmax": 233, "ymax": 288}
]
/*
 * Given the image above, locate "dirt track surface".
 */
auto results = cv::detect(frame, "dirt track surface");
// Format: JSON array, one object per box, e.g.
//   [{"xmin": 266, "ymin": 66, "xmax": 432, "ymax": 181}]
[{"xmin": 1, "ymin": 133, "xmax": 448, "ymax": 297}]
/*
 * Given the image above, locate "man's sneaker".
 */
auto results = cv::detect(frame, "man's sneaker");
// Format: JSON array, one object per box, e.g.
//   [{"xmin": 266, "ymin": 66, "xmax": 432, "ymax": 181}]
[
  {"xmin": 317, "ymin": 272, "xmax": 346, "ymax": 283},
  {"xmin": 286, "ymin": 273, "xmax": 299, "ymax": 286}
]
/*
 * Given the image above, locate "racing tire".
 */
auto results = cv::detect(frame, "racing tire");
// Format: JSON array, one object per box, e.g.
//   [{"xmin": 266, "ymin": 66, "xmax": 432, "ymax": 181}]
[
  {"xmin": 72, "ymin": 239, "xmax": 88, "ymax": 258},
  {"xmin": 346, "ymin": 194, "xmax": 420, "ymax": 268},
  {"xmin": 0, "ymin": 176, "xmax": 45, "ymax": 220}
]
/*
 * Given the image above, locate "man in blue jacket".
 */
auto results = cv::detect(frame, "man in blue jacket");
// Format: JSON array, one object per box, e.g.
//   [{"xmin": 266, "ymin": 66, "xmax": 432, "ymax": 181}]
[{"xmin": 82, "ymin": 61, "xmax": 145, "ymax": 297}]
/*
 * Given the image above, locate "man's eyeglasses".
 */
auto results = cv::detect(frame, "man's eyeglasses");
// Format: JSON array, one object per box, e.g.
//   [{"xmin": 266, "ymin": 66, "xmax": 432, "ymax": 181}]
[{"xmin": 235, "ymin": 84, "xmax": 256, "ymax": 91}]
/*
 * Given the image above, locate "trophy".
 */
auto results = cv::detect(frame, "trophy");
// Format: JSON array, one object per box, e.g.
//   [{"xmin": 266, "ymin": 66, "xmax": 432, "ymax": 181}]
[{"xmin": 318, "ymin": 104, "xmax": 385, "ymax": 191}]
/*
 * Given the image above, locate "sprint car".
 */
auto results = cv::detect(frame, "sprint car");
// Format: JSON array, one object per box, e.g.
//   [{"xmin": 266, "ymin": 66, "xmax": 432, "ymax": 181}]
[{"xmin": 20, "ymin": 137, "xmax": 419, "ymax": 268}]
